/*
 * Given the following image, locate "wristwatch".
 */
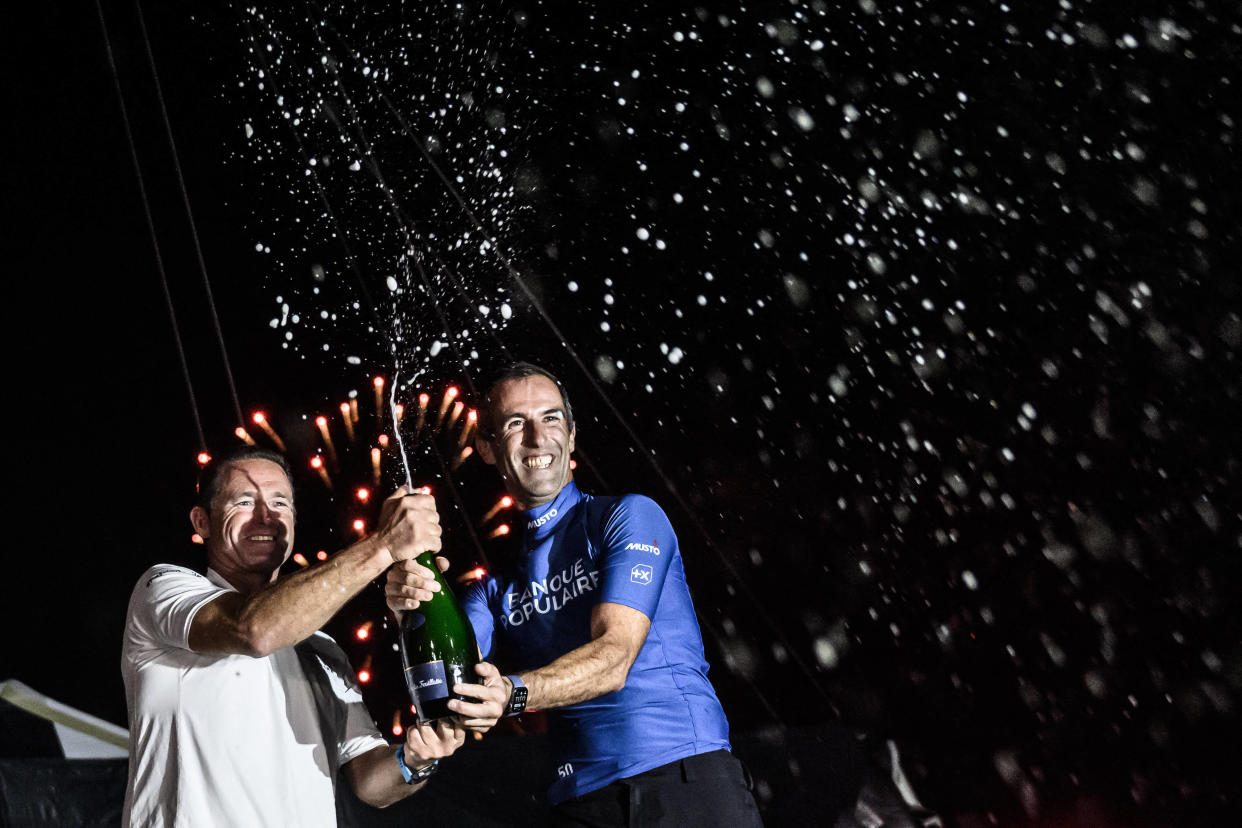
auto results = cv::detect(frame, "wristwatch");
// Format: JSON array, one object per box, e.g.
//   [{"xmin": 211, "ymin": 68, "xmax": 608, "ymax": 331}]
[
  {"xmin": 504, "ymin": 674, "xmax": 528, "ymax": 717},
  {"xmin": 395, "ymin": 746, "xmax": 439, "ymax": 784}
]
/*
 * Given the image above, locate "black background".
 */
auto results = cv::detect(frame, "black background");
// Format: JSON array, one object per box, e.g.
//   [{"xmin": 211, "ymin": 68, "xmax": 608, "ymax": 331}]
[{"xmin": 6, "ymin": 2, "xmax": 1241, "ymax": 825}]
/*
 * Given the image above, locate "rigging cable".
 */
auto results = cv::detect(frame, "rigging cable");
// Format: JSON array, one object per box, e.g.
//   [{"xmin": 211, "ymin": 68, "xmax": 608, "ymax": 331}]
[
  {"xmin": 133, "ymin": 0, "xmax": 245, "ymax": 431},
  {"xmin": 94, "ymin": 0, "xmax": 207, "ymax": 453}
]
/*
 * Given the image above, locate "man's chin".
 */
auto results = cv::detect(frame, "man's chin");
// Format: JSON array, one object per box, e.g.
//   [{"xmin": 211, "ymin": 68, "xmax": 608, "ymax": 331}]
[
  {"xmin": 514, "ymin": 482, "xmax": 566, "ymax": 507},
  {"xmin": 239, "ymin": 543, "xmax": 288, "ymax": 565}
]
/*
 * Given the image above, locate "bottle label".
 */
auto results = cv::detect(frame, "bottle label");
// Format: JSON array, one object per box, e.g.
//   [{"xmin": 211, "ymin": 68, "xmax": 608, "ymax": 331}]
[{"xmin": 405, "ymin": 660, "xmax": 449, "ymax": 702}]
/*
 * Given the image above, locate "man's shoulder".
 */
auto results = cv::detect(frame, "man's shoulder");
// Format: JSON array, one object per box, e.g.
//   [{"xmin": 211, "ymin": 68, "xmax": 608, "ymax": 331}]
[
  {"xmin": 137, "ymin": 563, "xmax": 205, "ymax": 587},
  {"xmin": 123, "ymin": 565, "xmax": 220, "ymax": 660},
  {"xmin": 593, "ymin": 492, "xmax": 668, "ymax": 523},
  {"xmin": 127, "ymin": 564, "xmax": 207, "ymax": 603}
]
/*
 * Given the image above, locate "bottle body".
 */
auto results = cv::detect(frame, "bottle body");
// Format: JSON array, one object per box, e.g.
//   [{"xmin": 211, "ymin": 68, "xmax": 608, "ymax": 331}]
[{"xmin": 398, "ymin": 551, "xmax": 480, "ymax": 722}]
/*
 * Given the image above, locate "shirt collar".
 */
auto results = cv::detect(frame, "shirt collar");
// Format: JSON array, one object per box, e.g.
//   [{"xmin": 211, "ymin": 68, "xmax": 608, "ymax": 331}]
[{"xmin": 521, "ymin": 480, "xmax": 584, "ymax": 543}]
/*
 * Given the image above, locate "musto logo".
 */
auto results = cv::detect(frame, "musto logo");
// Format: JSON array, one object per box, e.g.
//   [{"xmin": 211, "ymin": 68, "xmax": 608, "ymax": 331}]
[
  {"xmin": 624, "ymin": 541, "xmax": 660, "ymax": 555},
  {"xmin": 526, "ymin": 508, "xmax": 558, "ymax": 530},
  {"xmin": 630, "ymin": 564, "xmax": 653, "ymax": 585},
  {"xmin": 502, "ymin": 557, "xmax": 600, "ymax": 628}
]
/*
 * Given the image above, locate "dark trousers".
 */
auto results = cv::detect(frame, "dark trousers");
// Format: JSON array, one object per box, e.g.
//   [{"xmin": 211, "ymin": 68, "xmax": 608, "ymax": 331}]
[{"xmin": 552, "ymin": 749, "xmax": 764, "ymax": 827}]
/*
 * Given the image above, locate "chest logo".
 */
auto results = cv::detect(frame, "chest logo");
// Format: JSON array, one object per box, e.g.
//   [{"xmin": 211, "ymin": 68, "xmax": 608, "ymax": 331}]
[
  {"xmin": 630, "ymin": 564, "xmax": 653, "ymax": 585},
  {"xmin": 501, "ymin": 557, "xmax": 601, "ymax": 628}
]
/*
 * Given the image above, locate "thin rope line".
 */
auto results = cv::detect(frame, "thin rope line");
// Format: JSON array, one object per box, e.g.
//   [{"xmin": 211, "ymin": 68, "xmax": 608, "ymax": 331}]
[
  {"xmin": 94, "ymin": 0, "xmax": 207, "ymax": 452},
  {"xmin": 133, "ymin": 0, "xmax": 245, "ymax": 430}
]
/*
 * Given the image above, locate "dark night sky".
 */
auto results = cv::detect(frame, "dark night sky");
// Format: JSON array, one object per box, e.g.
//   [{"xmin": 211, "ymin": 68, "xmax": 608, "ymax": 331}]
[
  {"xmin": 7, "ymin": 2, "xmax": 269, "ymax": 723},
  {"xmin": 6, "ymin": 2, "xmax": 1242, "ymax": 826}
]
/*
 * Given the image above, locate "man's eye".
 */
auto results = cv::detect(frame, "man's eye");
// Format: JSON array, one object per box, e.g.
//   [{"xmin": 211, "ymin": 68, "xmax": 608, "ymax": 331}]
[
  {"xmin": 504, "ymin": 420, "xmax": 523, "ymax": 431},
  {"xmin": 236, "ymin": 499, "xmax": 253, "ymax": 506}
]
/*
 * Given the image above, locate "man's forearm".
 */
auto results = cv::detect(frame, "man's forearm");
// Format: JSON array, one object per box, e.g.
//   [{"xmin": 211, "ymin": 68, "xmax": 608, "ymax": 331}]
[
  {"xmin": 516, "ymin": 603, "xmax": 650, "ymax": 710},
  {"xmin": 520, "ymin": 633, "xmax": 636, "ymax": 710},
  {"xmin": 190, "ymin": 537, "xmax": 392, "ymax": 656},
  {"xmin": 345, "ymin": 744, "xmax": 427, "ymax": 808}
]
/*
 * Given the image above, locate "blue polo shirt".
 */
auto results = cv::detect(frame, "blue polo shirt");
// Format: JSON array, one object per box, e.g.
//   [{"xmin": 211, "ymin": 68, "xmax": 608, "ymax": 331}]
[{"xmin": 462, "ymin": 481, "xmax": 731, "ymax": 804}]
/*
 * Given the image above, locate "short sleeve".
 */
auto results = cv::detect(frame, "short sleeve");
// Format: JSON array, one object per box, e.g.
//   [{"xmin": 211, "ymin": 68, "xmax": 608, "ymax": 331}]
[
  {"xmin": 125, "ymin": 565, "xmax": 227, "ymax": 659},
  {"xmin": 463, "ymin": 578, "xmax": 498, "ymax": 661},
  {"xmin": 596, "ymin": 496, "xmax": 678, "ymax": 619},
  {"xmin": 300, "ymin": 632, "xmax": 387, "ymax": 764}
]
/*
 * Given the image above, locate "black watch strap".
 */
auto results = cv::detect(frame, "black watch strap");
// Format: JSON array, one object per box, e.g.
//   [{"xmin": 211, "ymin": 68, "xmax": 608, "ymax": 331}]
[{"xmin": 505, "ymin": 675, "xmax": 528, "ymax": 717}]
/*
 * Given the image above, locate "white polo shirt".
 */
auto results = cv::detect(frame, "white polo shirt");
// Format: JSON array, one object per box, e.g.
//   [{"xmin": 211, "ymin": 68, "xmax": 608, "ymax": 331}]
[{"xmin": 121, "ymin": 565, "xmax": 387, "ymax": 827}]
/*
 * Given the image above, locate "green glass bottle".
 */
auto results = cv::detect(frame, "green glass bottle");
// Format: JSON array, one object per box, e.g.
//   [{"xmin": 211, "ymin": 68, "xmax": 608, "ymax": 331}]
[{"xmin": 399, "ymin": 551, "xmax": 481, "ymax": 722}]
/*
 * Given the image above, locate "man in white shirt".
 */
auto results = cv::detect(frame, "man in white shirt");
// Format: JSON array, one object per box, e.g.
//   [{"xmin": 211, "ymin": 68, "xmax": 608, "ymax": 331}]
[{"xmin": 121, "ymin": 446, "xmax": 504, "ymax": 826}]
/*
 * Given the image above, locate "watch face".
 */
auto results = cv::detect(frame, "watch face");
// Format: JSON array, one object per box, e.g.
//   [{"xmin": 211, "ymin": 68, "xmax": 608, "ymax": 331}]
[{"xmin": 509, "ymin": 687, "xmax": 528, "ymax": 713}]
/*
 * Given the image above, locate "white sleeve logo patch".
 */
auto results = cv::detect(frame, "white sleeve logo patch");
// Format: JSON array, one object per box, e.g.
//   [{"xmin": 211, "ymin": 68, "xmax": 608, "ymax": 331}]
[{"xmin": 630, "ymin": 564, "xmax": 653, "ymax": 585}]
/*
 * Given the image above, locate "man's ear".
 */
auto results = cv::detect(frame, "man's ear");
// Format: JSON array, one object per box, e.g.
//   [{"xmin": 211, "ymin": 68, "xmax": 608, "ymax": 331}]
[
  {"xmin": 569, "ymin": 422, "xmax": 576, "ymax": 454},
  {"xmin": 475, "ymin": 433, "xmax": 497, "ymax": 466},
  {"xmin": 190, "ymin": 505, "xmax": 211, "ymax": 539}
]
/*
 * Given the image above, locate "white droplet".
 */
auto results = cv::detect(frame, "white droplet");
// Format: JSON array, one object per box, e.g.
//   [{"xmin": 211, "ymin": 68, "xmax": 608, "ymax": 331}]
[
  {"xmin": 789, "ymin": 106, "xmax": 815, "ymax": 131},
  {"xmin": 813, "ymin": 637, "xmax": 839, "ymax": 669}
]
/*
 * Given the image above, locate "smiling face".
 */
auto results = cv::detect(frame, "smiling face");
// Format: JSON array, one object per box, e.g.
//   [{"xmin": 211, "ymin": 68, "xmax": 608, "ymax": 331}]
[
  {"xmin": 190, "ymin": 458, "xmax": 295, "ymax": 586},
  {"xmin": 477, "ymin": 375, "xmax": 576, "ymax": 509}
]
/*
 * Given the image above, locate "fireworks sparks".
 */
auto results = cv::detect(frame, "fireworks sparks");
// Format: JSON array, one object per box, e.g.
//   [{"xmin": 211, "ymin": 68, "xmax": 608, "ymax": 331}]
[
  {"xmin": 250, "ymin": 411, "xmax": 286, "ymax": 452},
  {"xmin": 340, "ymin": 402, "xmax": 356, "ymax": 443},
  {"xmin": 310, "ymin": 455, "xmax": 332, "ymax": 489}
]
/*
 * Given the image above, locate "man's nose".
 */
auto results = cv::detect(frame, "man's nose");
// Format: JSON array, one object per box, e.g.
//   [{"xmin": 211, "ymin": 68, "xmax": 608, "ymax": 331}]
[{"xmin": 522, "ymin": 420, "xmax": 545, "ymax": 445}]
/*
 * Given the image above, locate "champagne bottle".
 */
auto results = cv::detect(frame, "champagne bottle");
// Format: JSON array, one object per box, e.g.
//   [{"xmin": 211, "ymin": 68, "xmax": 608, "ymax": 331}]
[{"xmin": 399, "ymin": 551, "xmax": 481, "ymax": 722}]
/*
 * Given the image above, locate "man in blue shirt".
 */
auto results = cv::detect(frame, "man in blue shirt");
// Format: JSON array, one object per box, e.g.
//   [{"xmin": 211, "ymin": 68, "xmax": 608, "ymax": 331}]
[{"xmin": 387, "ymin": 362, "xmax": 762, "ymax": 826}]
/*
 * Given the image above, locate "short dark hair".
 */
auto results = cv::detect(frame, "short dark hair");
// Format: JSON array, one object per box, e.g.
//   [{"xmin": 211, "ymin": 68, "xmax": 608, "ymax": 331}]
[
  {"xmin": 196, "ymin": 446, "xmax": 294, "ymax": 512},
  {"xmin": 479, "ymin": 361, "xmax": 574, "ymax": 437}
]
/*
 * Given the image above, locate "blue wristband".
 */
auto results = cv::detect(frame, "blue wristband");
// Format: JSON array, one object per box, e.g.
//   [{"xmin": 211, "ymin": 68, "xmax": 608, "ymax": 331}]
[{"xmin": 395, "ymin": 746, "xmax": 438, "ymax": 784}]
